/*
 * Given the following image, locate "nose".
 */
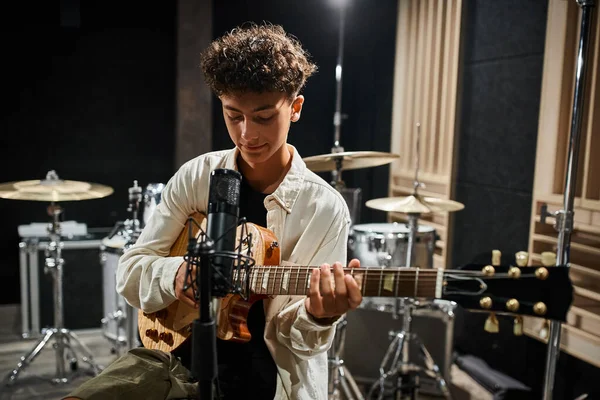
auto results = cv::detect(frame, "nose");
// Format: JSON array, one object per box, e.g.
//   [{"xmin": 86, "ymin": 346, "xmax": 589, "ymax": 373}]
[{"xmin": 241, "ymin": 121, "xmax": 259, "ymax": 141}]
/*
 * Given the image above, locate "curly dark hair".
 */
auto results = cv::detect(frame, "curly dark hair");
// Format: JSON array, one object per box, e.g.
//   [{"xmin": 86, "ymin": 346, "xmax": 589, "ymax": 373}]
[{"xmin": 200, "ymin": 23, "xmax": 318, "ymax": 98}]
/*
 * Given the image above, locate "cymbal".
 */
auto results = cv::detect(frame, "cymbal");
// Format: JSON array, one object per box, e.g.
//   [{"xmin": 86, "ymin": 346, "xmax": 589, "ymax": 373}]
[
  {"xmin": 303, "ymin": 151, "xmax": 400, "ymax": 172},
  {"xmin": 366, "ymin": 195, "xmax": 464, "ymax": 214},
  {"xmin": 0, "ymin": 175, "xmax": 114, "ymax": 202}
]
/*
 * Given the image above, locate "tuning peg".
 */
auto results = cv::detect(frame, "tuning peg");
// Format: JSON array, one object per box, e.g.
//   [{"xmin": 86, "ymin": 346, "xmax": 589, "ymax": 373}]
[
  {"xmin": 515, "ymin": 251, "xmax": 529, "ymax": 267},
  {"xmin": 492, "ymin": 250, "xmax": 501, "ymax": 266},
  {"xmin": 484, "ymin": 313, "xmax": 500, "ymax": 333},
  {"xmin": 541, "ymin": 252, "xmax": 556, "ymax": 266},
  {"xmin": 514, "ymin": 316, "xmax": 523, "ymax": 336}
]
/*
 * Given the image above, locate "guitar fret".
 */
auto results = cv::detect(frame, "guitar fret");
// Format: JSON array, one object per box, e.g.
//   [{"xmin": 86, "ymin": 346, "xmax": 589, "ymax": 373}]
[
  {"xmin": 383, "ymin": 272, "xmax": 394, "ymax": 293},
  {"xmin": 251, "ymin": 268, "xmax": 258, "ymax": 293},
  {"xmin": 295, "ymin": 266, "xmax": 300, "ymax": 295},
  {"xmin": 414, "ymin": 268, "xmax": 419, "ymax": 297},
  {"xmin": 262, "ymin": 269, "xmax": 269, "ymax": 292},
  {"xmin": 378, "ymin": 269, "xmax": 383, "ymax": 296},
  {"xmin": 363, "ymin": 269, "xmax": 368, "ymax": 294},
  {"xmin": 282, "ymin": 268, "xmax": 290, "ymax": 293},
  {"xmin": 435, "ymin": 268, "xmax": 444, "ymax": 298},
  {"xmin": 271, "ymin": 266, "xmax": 277, "ymax": 295},
  {"xmin": 256, "ymin": 268, "xmax": 261, "ymax": 294},
  {"xmin": 306, "ymin": 269, "xmax": 311, "ymax": 293},
  {"xmin": 394, "ymin": 267, "xmax": 400, "ymax": 298},
  {"xmin": 278, "ymin": 266, "xmax": 283, "ymax": 295}
]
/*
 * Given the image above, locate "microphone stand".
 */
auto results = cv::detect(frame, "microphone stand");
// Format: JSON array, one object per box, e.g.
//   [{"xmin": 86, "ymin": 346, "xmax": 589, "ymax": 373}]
[
  {"xmin": 188, "ymin": 217, "xmax": 252, "ymax": 400},
  {"xmin": 541, "ymin": 1, "xmax": 595, "ymax": 399},
  {"xmin": 191, "ymin": 236, "xmax": 217, "ymax": 400}
]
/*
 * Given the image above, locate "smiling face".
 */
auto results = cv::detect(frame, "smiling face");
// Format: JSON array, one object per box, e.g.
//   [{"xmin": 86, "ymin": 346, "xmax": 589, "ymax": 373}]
[{"xmin": 220, "ymin": 91, "xmax": 304, "ymax": 168}]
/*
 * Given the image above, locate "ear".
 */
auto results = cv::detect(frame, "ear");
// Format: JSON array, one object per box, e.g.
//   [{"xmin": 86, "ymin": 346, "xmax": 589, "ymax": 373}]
[{"xmin": 290, "ymin": 95, "xmax": 305, "ymax": 122}]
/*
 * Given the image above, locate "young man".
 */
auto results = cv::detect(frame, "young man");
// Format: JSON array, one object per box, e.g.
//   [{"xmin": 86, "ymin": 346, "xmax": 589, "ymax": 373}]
[{"xmin": 64, "ymin": 23, "xmax": 362, "ymax": 400}]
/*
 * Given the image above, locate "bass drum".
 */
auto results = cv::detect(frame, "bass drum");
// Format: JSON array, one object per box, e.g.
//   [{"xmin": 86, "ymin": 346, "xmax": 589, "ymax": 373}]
[{"xmin": 100, "ymin": 234, "xmax": 139, "ymax": 354}]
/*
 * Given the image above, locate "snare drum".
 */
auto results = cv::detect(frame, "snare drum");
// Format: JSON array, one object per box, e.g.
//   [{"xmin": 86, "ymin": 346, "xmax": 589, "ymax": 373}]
[
  {"xmin": 100, "ymin": 232, "xmax": 139, "ymax": 354},
  {"xmin": 143, "ymin": 183, "xmax": 165, "ymax": 227},
  {"xmin": 348, "ymin": 222, "xmax": 436, "ymax": 269},
  {"xmin": 348, "ymin": 222, "xmax": 439, "ymax": 313}
]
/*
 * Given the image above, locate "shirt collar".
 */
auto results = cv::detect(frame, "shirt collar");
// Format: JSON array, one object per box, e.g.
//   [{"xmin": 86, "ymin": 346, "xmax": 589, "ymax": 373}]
[{"xmin": 222, "ymin": 144, "xmax": 306, "ymax": 214}]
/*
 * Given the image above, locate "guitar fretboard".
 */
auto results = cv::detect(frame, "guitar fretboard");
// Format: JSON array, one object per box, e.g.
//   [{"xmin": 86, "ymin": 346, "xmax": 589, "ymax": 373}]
[{"xmin": 234, "ymin": 266, "xmax": 443, "ymax": 298}]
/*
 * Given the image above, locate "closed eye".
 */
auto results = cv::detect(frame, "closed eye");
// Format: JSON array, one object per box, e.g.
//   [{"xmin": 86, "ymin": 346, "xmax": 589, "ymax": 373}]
[
  {"xmin": 227, "ymin": 114, "xmax": 243, "ymax": 122},
  {"xmin": 255, "ymin": 115, "xmax": 274, "ymax": 123}
]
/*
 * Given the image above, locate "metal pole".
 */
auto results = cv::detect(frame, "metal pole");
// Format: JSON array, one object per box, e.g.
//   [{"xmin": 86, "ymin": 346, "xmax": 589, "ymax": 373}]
[
  {"xmin": 331, "ymin": 2, "xmax": 347, "ymax": 188},
  {"xmin": 333, "ymin": 2, "xmax": 346, "ymax": 151},
  {"xmin": 542, "ymin": 1, "xmax": 595, "ymax": 399}
]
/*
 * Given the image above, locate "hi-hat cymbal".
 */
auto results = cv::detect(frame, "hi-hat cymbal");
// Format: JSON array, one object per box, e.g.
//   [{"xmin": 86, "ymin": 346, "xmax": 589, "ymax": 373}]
[
  {"xmin": 366, "ymin": 195, "xmax": 464, "ymax": 214},
  {"xmin": 0, "ymin": 171, "xmax": 114, "ymax": 202},
  {"xmin": 303, "ymin": 151, "xmax": 400, "ymax": 172}
]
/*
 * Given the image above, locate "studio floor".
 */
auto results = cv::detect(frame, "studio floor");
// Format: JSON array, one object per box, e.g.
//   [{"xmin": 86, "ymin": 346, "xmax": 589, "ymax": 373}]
[{"xmin": 0, "ymin": 305, "xmax": 491, "ymax": 400}]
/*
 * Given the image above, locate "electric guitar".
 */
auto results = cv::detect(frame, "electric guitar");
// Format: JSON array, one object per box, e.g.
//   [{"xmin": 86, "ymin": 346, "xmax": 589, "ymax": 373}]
[{"xmin": 138, "ymin": 212, "xmax": 573, "ymax": 352}]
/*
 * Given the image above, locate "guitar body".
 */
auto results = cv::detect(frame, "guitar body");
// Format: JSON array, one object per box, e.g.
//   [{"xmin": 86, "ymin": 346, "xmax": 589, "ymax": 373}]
[{"xmin": 137, "ymin": 212, "xmax": 280, "ymax": 352}]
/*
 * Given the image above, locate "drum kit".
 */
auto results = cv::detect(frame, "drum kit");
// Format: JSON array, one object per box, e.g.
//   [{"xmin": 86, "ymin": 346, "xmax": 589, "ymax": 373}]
[
  {"xmin": 0, "ymin": 171, "xmax": 166, "ymax": 385},
  {"xmin": 305, "ymin": 146, "xmax": 464, "ymax": 400},
  {"xmin": 0, "ymin": 156, "xmax": 464, "ymax": 400},
  {"xmin": 0, "ymin": 171, "xmax": 112, "ymax": 385},
  {"xmin": 99, "ymin": 181, "xmax": 165, "ymax": 355},
  {"xmin": 318, "ymin": 8, "xmax": 464, "ymax": 395}
]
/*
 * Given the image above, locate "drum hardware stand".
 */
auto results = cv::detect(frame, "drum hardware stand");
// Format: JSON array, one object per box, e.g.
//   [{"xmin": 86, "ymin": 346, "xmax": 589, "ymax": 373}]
[
  {"xmin": 105, "ymin": 180, "xmax": 143, "ymax": 246},
  {"xmin": 329, "ymin": 316, "xmax": 366, "ymax": 400},
  {"xmin": 125, "ymin": 179, "xmax": 143, "ymax": 243},
  {"xmin": 368, "ymin": 124, "xmax": 451, "ymax": 399},
  {"xmin": 540, "ymin": 1, "xmax": 594, "ymax": 399},
  {"xmin": 4, "ymin": 203, "xmax": 103, "ymax": 386},
  {"xmin": 101, "ymin": 180, "xmax": 143, "ymax": 354},
  {"xmin": 366, "ymin": 218, "xmax": 451, "ymax": 400},
  {"xmin": 367, "ymin": 298, "xmax": 451, "ymax": 400},
  {"xmin": 326, "ymin": 2, "xmax": 364, "ymax": 399}
]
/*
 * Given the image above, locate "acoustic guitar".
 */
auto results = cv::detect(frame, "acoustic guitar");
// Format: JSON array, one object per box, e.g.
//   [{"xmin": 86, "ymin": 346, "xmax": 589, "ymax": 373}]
[{"xmin": 138, "ymin": 213, "xmax": 573, "ymax": 353}]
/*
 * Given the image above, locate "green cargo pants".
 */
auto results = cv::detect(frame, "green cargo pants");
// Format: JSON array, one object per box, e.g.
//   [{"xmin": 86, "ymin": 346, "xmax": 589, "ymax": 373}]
[{"xmin": 64, "ymin": 348, "xmax": 197, "ymax": 400}]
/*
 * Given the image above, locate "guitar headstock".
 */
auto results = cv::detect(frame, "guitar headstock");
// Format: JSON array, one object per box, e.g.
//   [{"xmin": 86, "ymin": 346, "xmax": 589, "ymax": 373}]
[{"xmin": 443, "ymin": 250, "xmax": 572, "ymax": 335}]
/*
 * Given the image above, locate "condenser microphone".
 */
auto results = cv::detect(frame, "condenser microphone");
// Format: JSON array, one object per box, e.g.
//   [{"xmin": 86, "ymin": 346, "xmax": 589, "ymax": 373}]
[{"xmin": 205, "ymin": 168, "xmax": 242, "ymax": 297}]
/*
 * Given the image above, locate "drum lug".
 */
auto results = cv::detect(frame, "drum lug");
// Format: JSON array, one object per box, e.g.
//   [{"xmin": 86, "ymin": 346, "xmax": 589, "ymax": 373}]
[
  {"xmin": 347, "ymin": 236, "xmax": 355, "ymax": 251},
  {"xmin": 376, "ymin": 252, "xmax": 392, "ymax": 268}
]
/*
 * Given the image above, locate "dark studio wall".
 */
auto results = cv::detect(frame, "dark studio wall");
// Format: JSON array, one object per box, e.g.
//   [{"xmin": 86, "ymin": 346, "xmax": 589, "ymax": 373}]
[
  {"xmin": 0, "ymin": 0, "xmax": 398, "ymax": 302},
  {"xmin": 0, "ymin": 2, "xmax": 177, "ymax": 305},
  {"xmin": 451, "ymin": 1, "xmax": 599, "ymax": 398},
  {"xmin": 211, "ymin": 0, "xmax": 398, "ymax": 226}
]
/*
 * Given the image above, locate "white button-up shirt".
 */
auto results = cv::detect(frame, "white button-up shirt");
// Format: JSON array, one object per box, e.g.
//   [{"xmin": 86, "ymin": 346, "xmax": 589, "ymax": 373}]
[{"xmin": 117, "ymin": 145, "xmax": 351, "ymax": 399}]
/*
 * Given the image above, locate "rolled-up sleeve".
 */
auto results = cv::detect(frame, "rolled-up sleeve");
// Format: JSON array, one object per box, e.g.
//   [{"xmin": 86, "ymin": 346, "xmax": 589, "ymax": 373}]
[{"xmin": 116, "ymin": 158, "xmax": 208, "ymax": 313}]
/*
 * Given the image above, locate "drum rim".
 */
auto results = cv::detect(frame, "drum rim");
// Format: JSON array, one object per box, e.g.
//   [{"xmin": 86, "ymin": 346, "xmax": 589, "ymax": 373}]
[
  {"xmin": 351, "ymin": 222, "xmax": 436, "ymax": 235},
  {"xmin": 101, "ymin": 245, "xmax": 125, "ymax": 255}
]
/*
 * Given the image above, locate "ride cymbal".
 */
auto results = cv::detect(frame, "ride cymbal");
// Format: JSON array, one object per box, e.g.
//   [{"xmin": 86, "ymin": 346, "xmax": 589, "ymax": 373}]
[
  {"xmin": 0, "ymin": 170, "xmax": 114, "ymax": 202},
  {"xmin": 303, "ymin": 151, "xmax": 400, "ymax": 172},
  {"xmin": 366, "ymin": 195, "xmax": 464, "ymax": 214}
]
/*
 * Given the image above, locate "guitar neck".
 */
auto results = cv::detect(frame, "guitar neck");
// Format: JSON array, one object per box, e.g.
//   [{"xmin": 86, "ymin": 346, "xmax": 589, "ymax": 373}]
[{"xmin": 242, "ymin": 266, "xmax": 444, "ymax": 298}]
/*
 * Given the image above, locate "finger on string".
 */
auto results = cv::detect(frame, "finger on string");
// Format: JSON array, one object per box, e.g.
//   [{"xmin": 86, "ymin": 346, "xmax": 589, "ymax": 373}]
[
  {"xmin": 308, "ymin": 268, "xmax": 323, "ymax": 316},
  {"xmin": 345, "ymin": 274, "xmax": 362, "ymax": 310},
  {"xmin": 320, "ymin": 264, "xmax": 335, "ymax": 313},
  {"xmin": 320, "ymin": 264, "xmax": 333, "ymax": 297},
  {"xmin": 333, "ymin": 263, "xmax": 347, "ymax": 296},
  {"xmin": 348, "ymin": 258, "xmax": 361, "ymax": 269},
  {"xmin": 333, "ymin": 263, "xmax": 348, "ymax": 311}
]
